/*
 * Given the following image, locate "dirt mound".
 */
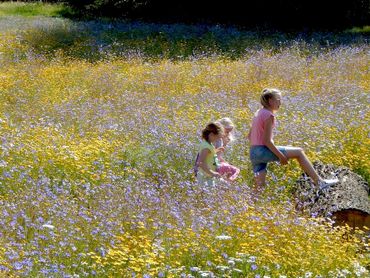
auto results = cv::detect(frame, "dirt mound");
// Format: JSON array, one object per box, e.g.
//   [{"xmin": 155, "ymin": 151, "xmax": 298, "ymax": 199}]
[{"xmin": 294, "ymin": 162, "xmax": 370, "ymax": 229}]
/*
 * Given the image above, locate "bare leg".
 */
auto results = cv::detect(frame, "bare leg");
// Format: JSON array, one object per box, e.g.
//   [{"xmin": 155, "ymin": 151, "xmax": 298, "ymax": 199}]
[
  {"xmin": 252, "ymin": 170, "xmax": 267, "ymax": 196},
  {"xmin": 254, "ymin": 170, "xmax": 267, "ymax": 187},
  {"xmin": 283, "ymin": 147, "xmax": 320, "ymax": 185}
]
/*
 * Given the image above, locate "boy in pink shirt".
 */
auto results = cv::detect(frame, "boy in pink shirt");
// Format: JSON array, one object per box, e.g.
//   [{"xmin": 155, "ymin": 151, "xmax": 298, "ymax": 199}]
[
  {"xmin": 249, "ymin": 108, "xmax": 276, "ymax": 146},
  {"xmin": 248, "ymin": 88, "xmax": 338, "ymax": 191}
]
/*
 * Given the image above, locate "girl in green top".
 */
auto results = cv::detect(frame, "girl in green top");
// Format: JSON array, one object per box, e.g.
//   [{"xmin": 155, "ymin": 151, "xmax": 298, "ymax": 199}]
[{"xmin": 196, "ymin": 122, "xmax": 225, "ymax": 186}]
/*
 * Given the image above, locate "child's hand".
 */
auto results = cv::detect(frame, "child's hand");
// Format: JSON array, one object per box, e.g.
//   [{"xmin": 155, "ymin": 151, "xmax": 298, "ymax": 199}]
[
  {"xmin": 212, "ymin": 172, "xmax": 222, "ymax": 178},
  {"xmin": 216, "ymin": 147, "xmax": 225, "ymax": 153}
]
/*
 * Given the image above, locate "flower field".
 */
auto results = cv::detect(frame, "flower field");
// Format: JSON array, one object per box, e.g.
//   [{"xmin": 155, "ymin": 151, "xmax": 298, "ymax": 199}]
[{"xmin": 0, "ymin": 12, "xmax": 369, "ymax": 277}]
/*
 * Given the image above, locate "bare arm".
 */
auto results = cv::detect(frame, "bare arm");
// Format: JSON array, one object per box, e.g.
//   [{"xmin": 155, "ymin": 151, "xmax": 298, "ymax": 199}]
[
  {"xmin": 263, "ymin": 117, "xmax": 288, "ymax": 164},
  {"xmin": 247, "ymin": 126, "xmax": 251, "ymax": 141},
  {"xmin": 198, "ymin": 148, "xmax": 221, "ymax": 177}
]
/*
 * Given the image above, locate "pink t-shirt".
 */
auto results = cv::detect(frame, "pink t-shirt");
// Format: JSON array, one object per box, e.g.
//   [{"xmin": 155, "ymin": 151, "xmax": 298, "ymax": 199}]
[{"xmin": 249, "ymin": 108, "xmax": 275, "ymax": 146}]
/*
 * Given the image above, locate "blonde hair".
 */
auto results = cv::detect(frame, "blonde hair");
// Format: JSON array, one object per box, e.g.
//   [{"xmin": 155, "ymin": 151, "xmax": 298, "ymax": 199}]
[
  {"xmin": 216, "ymin": 117, "xmax": 235, "ymax": 142},
  {"xmin": 260, "ymin": 88, "xmax": 282, "ymax": 108}
]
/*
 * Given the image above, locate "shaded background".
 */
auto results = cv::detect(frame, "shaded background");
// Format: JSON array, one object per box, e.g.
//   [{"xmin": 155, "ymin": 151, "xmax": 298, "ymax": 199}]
[
  {"xmin": 58, "ymin": 0, "xmax": 370, "ymax": 30},
  {"xmin": 6, "ymin": 0, "xmax": 369, "ymax": 30}
]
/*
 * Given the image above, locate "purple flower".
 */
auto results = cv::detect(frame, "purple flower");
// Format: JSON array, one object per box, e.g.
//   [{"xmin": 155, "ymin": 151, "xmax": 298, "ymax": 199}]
[{"xmin": 13, "ymin": 261, "xmax": 23, "ymax": 270}]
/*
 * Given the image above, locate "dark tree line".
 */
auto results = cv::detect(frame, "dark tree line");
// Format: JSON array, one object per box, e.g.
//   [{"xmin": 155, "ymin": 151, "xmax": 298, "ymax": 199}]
[{"xmin": 7, "ymin": 0, "xmax": 370, "ymax": 29}]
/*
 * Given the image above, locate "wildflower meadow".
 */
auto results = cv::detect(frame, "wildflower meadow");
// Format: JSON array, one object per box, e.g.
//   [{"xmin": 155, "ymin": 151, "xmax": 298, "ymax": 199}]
[{"xmin": 0, "ymin": 4, "xmax": 369, "ymax": 277}]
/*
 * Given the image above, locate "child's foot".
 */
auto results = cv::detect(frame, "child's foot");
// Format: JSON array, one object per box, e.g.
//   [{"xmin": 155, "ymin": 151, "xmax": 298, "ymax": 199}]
[{"xmin": 318, "ymin": 178, "xmax": 339, "ymax": 191}]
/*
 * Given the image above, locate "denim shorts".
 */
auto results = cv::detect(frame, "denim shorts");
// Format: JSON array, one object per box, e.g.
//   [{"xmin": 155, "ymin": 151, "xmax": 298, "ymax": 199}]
[{"xmin": 250, "ymin": 145, "xmax": 287, "ymax": 174}]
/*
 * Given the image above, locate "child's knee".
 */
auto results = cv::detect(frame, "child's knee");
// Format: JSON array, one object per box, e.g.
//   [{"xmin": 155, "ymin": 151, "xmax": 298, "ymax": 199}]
[{"xmin": 298, "ymin": 147, "xmax": 307, "ymax": 158}]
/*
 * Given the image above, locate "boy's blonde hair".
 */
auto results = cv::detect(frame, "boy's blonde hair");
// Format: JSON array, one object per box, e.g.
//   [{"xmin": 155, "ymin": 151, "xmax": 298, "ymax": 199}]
[
  {"xmin": 216, "ymin": 117, "xmax": 235, "ymax": 142},
  {"xmin": 217, "ymin": 117, "xmax": 234, "ymax": 129},
  {"xmin": 260, "ymin": 88, "xmax": 282, "ymax": 108}
]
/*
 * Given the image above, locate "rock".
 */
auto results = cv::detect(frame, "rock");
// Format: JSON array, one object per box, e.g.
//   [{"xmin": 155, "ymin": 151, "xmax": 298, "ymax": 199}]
[{"xmin": 294, "ymin": 162, "xmax": 370, "ymax": 230}]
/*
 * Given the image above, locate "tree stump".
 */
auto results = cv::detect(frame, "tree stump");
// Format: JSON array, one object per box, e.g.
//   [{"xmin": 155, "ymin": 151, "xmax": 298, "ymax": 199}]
[{"xmin": 294, "ymin": 162, "xmax": 370, "ymax": 231}]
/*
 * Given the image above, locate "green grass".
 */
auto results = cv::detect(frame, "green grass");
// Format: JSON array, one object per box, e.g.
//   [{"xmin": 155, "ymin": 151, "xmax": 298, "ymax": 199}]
[
  {"xmin": 346, "ymin": 25, "xmax": 370, "ymax": 34},
  {"xmin": 0, "ymin": 1, "xmax": 72, "ymax": 17}
]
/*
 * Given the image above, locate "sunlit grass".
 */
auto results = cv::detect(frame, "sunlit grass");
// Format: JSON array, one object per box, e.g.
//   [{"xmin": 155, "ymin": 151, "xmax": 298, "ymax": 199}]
[
  {"xmin": 346, "ymin": 25, "xmax": 370, "ymax": 34},
  {"xmin": 0, "ymin": 14, "xmax": 369, "ymax": 277},
  {"xmin": 0, "ymin": 1, "xmax": 71, "ymax": 17}
]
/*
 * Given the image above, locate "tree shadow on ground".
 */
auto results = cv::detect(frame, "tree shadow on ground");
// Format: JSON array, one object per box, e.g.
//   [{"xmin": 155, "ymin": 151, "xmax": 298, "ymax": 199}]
[{"xmin": 2, "ymin": 15, "xmax": 369, "ymax": 62}]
